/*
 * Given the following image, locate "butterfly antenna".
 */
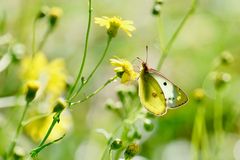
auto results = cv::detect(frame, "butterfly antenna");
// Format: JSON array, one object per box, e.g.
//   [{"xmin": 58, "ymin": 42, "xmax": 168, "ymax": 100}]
[
  {"xmin": 145, "ymin": 45, "xmax": 149, "ymax": 63},
  {"xmin": 136, "ymin": 57, "xmax": 143, "ymax": 63}
]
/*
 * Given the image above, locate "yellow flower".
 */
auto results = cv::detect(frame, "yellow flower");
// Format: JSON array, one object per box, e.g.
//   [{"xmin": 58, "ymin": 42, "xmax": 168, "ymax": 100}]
[
  {"xmin": 20, "ymin": 53, "xmax": 72, "ymax": 143},
  {"xmin": 49, "ymin": 7, "xmax": 63, "ymax": 19},
  {"xmin": 25, "ymin": 80, "xmax": 40, "ymax": 102},
  {"xmin": 110, "ymin": 57, "xmax": 138, "ymax": 83},
  {"xmin": 20, "ymin": 52, "xmax": 67, "ymax": 104},
  {"xmin": 48, "ymin": 7, "xmax": 63, "ymax": 27},
  {"xmin": 95, "ymin": 16, "xmax": 136, "ymax": 37},
  {"xmin": 24, "ymin": 110, "xmax": 73, "ymax": 142},
  {"xmin": 193, "ymin": 88, "xmax": 205, "ymax": 102}
]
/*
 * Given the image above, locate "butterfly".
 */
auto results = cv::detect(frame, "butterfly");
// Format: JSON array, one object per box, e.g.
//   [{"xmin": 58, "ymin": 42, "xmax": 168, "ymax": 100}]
[{"xmin": 138, "ymin": 61, "xmax": 188, "ymax": 116}]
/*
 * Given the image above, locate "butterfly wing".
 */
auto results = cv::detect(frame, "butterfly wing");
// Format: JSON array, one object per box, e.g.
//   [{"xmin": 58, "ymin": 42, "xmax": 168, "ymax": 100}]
[
  {"xmin": 149, "ymin": 69, "xmax": 188, "ymax": 108},
  {"xmin": 138, "ymin": 69, "xmax": 167, "ymax": 116}
]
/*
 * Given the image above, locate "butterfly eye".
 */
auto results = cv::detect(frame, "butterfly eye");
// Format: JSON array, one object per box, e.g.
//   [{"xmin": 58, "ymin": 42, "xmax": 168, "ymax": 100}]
[{"xmin": 163, "ymin": 82, "xmax": 167, "ymax": 86}]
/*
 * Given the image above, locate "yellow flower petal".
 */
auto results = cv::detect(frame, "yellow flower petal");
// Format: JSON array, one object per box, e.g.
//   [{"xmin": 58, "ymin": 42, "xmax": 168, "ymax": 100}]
[
  {"xmin": 95, "ymin": 16, "xmax": 135, "ymax": 37},
  {"xmin": 110, "ymin": 57, "xmax": 137, "ymax": 84}
]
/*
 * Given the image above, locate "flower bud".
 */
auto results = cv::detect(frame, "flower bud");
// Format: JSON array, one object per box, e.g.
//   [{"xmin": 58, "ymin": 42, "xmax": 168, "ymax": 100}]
[
  {"xmin": 193, "ymin": 88, "xmax": 205, "ymax": 102},
  {"xmin": 128, "ymin": 129, "xmax": 142, "ymax": 140},
  {"xmin": 25, "ymin": 81, "xmax": 39, "ymax": 103},
  {"xmin": 36, "ymin": 6, "xmax": 50, "ymax": 20},
  {"xmin": 220, "ymin": 51, "xmax": 234, "ymax": 65},
  {"xmin": 143, "ymin": 119, "xmax": 154, "ymax": 131},
  {"xmin": 117, "ymin": 89, "xmax": 125, "ymax": 103},
  {"xmin": 152, "ymin": 0, "xmax": 163, "ymax": 16},
  {"xmin": 124, "ymin": 143, "xmax": 140, "ymax": 159},
  {"xmin": 48, "ymin": 7, "xmax": 63, "ymax": 28},
  {"xmin": 105, "ymin": 99, "xmax": 121, "ymax": 109},
  {"xmin": 110, "ymin": 138, "xmax": 122, "ymax": 150},
  {"xmin": 133, "ymin": 131, "xmax": 142, "ymax": 140},
  {"xmin": 13, "ymin": 146, "xmax": 26, "ymax": 159},
  {"xmin": 11, "ymin": 43, "xmax": 25, "ymax": 62},
  {"xmin": 53, "ymin": 98, "xmax": 67, "ymax": 113},
  {"xmin": 213, "ymin": 72, "xmax": 231, "ymax": 90}
]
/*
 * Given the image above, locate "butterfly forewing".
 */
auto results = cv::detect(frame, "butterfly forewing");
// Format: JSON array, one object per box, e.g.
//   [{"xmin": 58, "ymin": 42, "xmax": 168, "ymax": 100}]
[
  {"xmin": 138, "ymin": 70, "xmax": 167, "ymax": 116},
  {"xmin": 149, "ymin": 69, "xmax": 188, "ymax": 108}
]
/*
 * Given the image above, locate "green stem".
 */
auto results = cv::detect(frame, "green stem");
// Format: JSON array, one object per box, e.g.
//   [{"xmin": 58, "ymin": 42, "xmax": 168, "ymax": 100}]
[
  {"xmin": 0, "ymin": 11, "xmax": 6, "ymax": 34},
  {"xmin": 101, "ymin": 124, "xmax": 123, "ymax": 160},
  {"xmin": 191, "ymin": 105, "xmax": 209, "ymax": 160},
  {"xmin": 157, "ymin": 16, "xmax": 165, "ymax": 52},
  {"xmin": 30, "ymin": 134, "xmax": 65, "ymax": 158},
  {"xmin": 7, "ymin": 102, "xmax": 29, "ymax": 159},
  {"xmin": 101, "ymin": 106, "xmax": 142, "ymax": 160},
  {"xmin": 157, "ymin": 0, "xmax": 197, "ymax": 70},
  {"xmin": 32, "ymin": 19, "xmax": 37, "ymax": 58},
  {"xmin": 30, "ymin": 111, "xmax": 61, "ymax": 158},
  {"xmin": 214, "ymin": 91, "xmax": 223, "ymax": 156},
  {"xmin": 37, "ymin": 26, "xmax": 52, "ymax": 51},
  {"xmin": 69, "ymin": 36, "xmax": 112, "ymax": 100},
  {"xmin": 67, "ymin": 0, "xmax": 93, "ymax": 99},
  {"xmin": 69, "ymin": 76, "xmax": 117, "ymax": 106}
]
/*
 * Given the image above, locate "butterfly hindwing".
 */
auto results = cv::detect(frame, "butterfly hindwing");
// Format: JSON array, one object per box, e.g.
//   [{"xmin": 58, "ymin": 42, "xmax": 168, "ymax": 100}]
[
  {"xmin": 138, "ymin": 70, "xmax": 167, "ymax": 116},
  {"xmin": 149, "ymin": 69, "xmax": 188, "ymax": 108}
]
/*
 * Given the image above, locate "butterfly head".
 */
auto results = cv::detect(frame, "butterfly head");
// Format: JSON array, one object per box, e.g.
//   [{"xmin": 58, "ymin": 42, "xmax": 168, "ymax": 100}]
[
  {"xmin": 141, "ymin": 61, "xmax": 148, "ymax": 72},
  {"xmin": 136, "ymin": 57, "xmax": 149, "ymax": 72}
]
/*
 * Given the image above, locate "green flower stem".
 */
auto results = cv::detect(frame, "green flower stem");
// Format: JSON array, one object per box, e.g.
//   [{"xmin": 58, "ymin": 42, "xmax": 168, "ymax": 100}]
[
  {"xmin": 7, "ymin": 102, "xmax": 29, "ymax": 159},
  {"xmin": 157, "ymin": 16, "xmax": 166, "ymax": 52},
  {"xmin": 191, "ymin": 105, "xmax": 209, "ymax": 160},
  {"xmin": 30, "ymin": 134, "xmax": 65, "ymax": 158},
  {"xmin": 31, "ymin": 19, "xmax": 37, "ymax": 58},
  {"xmin": 69, "ymin": 36, "xmax": 112, "ymax": 100},
  {"xmin": 30, "ymin": 111, "xmax": 62, "ymax": 158},
  {"xmin": 69, "ymin": 75, "xmax": 117, "ymax": 106},
  {"xmin": 214, "ymin": 91, "xmax": 223, "ymax": 156},
  {"xmin": 29, "ymin": 73, "xmax": 114, "ymax": 157},
  {"xmin": 157, "ymin": 0, "xmax": 197, "ymax": 70},
  {"xmin": 67, "ymin": 0, "xmax": 93, "ymax": 99},
  {"xmin": 37, "ymin": 26, "xmax": 53, "ymax": 51},
  {"xmin": 101, "ymin": 105, "xmax": 142, "ymax": 160}
]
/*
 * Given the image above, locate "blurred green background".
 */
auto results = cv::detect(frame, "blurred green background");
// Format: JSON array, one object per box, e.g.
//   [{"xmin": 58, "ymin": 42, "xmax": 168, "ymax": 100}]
[{"xmin": 0, "ymin": 0, "xmax": 240, "ymax": 159}]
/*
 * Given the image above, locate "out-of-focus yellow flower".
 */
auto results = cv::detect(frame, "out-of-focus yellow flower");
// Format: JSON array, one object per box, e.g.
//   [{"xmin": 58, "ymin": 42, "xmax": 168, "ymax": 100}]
[
  {"xmin": 49, "ymin": 7, "xmax": 63, "ymax": 19},
  {"xmin": 24, "ymin": 110, "xmax": 73, "ymax": 142},
  {"xmin": 25, "ymin": 80, "xmax": 40, "ymax": 103},
  {"xmin": 95, "ymin": 16, "xmax": 135, "ymax": 37},
  {"xmin": 21, "ymin": 53, "xmax": 72, "ymax": 143},
  {"xmin": 48, "ymin": 7, "xmax": 63, "ymax": 27},
  {"xmin": 20, "ymin": 52, "xmax": 67, "ymax": 102},
  {"xmin": 193, "ymin": 88, "xmax": 205, "ymax": 102},
  {"xmin": 53, "ymin": 98, "xmax": 67, "ymax": 113},
  {"xmin": 110, "ymin": 57, "xmax": 138, "ymax": 83}
]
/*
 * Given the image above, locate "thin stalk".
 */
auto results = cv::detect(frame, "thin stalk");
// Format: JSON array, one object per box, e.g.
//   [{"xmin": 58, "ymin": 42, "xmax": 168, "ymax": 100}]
[
  {"xmin": 157, "ymin": 16, "xmax": 165, "ymax": 52},
  {"xmin": 32, "ymin": 19, "xmax": 37, "ymax": 58},
  {"xmin": 191, "ymin": 105, "xmax": 209, "ymax": 160},
  {"xmin": 157, "ymin": 0, "xmax": 197, "ymax": 70},
  {"xmin": 100, "ymin": 105, "xmax": 142, "ymax": 160},
  {"xmin": 101, "ymin": 124, "xmax": 123, "ymax": 160},
  {"xmin": 69, "ymin": 76, "xmax": 117, "ymax": 106},
  {"xmin": 7, "ymin": 102, "xmax": 29, "ymax": 159},
  {"xmin": 213, "ymin": 91, "xmax": 223, "ymax": 156},
  {"xmin": 0, "ymin": 11, "xmax": 6, "ymax": 34},
  {"xmin": 69, "ymin": 36, "xmax": 112, "ymax": 100},
  {"xmin": 30, "ymin": 111, "xmax": 61, "ymax": 158},
  {"xmin": 67, "ymin": 0, "xmax": 93, "ymax": 99},
  {"xmin": 30, "ymin": 134, "xmax": 65, "ymax": 158},
  {"xmin": 41, "ymin": 112, "xmax": 60, "ymax": 146},
  {"xmin": 37, "ymin": 26, "xmax": 52, "ymax": 51}
]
